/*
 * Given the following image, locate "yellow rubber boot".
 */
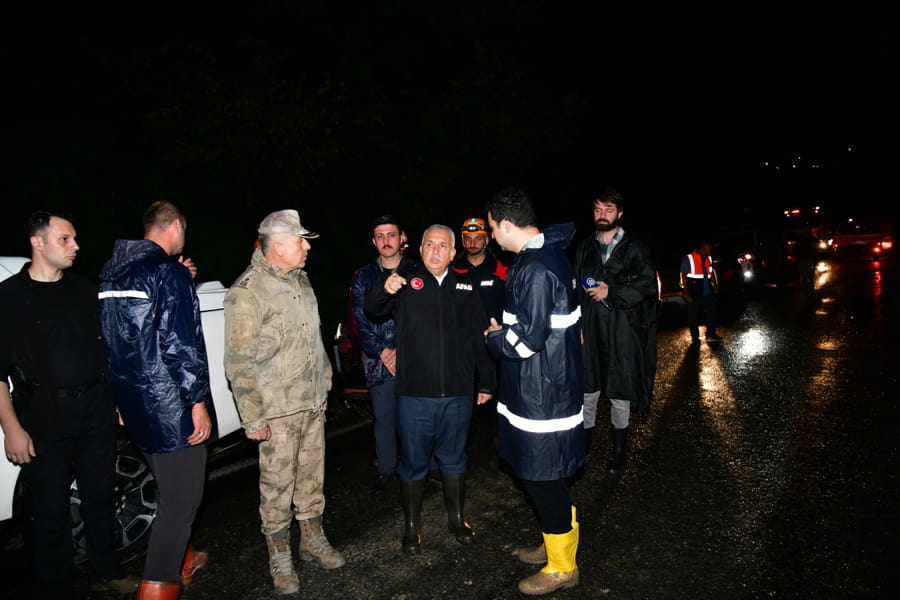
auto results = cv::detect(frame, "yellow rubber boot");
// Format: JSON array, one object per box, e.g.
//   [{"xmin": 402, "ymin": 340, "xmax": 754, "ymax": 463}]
[{"xmin": 517, "ymin": 507, "xmax": 579, "ymax": 595}]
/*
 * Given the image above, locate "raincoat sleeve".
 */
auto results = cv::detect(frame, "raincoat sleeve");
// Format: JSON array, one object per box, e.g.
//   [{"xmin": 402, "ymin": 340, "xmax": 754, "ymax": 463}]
[
  {"xmin": 486, "ymin": 265, "xmax": 555, "ymax": 362},
  {"xmin": 608, "ymin": 244, "xmax": 658, "ymax": 309},
  {"xmin": 158, "ymin": 266, "xmax": 211, "ymax": 407},
  {"xmin": 363, "ymin": 274, "xmax": 397, "ymax": 320},
  {"xmin": 223, "ymin": 286, "xmax": 267, "ymax": 433}
]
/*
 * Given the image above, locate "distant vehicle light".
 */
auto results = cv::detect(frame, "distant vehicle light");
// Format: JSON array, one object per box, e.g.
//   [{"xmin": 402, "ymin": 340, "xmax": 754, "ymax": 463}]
[
  {"xmin": 873, "ymin": 246, "xmax": 882, "ymax": 254},
  {"xmin": 881, "ymin": 240, "xmax": 893, "ymax": 250},
  {"xmin": 743, "ymin": 270, "xmax": 753, "ymax": 280},
  {"xmin": 818, "ymin": 240, "xmax": 828, "ymax": 250}
]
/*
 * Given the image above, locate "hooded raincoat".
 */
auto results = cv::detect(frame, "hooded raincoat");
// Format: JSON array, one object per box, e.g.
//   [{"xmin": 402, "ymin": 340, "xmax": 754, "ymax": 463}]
[
  {"xmin": 485, "ymin": 223, "xmax": 584, "ymax": 481},
  {"xmin": 98, "ymin": 239, "xmax": 216, "ymax": 453}
]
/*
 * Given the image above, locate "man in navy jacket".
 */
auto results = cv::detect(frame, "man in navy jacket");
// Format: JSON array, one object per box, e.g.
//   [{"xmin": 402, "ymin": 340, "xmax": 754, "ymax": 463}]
[
  {"xmin": 365, "ymin": 224, "xmax": 495, "ymax": 556},
  {"xmin": 485, "ymin": 188, "xmax": 584, "ymax": 596},
  {"xmin": 348, "ymin": 214, "xmax": 416, "ymax": 495},
  {"xmin": 99, "ymin": 201, "xmax": 213, "ymax": 599}
]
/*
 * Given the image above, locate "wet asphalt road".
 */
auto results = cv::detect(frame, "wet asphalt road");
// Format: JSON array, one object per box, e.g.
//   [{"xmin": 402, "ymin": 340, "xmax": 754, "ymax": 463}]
[{"xmin": 7, "ymin": 257, "xmax": 900, "ymax": 599}]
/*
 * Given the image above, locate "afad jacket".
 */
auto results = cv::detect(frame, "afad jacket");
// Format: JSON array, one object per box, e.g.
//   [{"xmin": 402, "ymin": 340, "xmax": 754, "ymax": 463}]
[
  {"xmin": 452, "ymin": 248, "xmax": 508, "ymax": 322},
  {"xmin": 348, "ymin": 254, "xmax": 417, "ymax": 389},
  {"xmin": 364, "ymin": 263, "xmax": 496, "ymax": 399},
  {"xmin": 98, "ymin": 239, "xmax": 216, "ymax": 453},
  {"xmin": 485, "ymin": 223, "xmax": 585, "ymax": 481}
]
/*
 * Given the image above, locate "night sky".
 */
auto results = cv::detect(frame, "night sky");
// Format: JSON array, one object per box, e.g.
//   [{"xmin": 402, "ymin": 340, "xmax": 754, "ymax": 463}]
[{"xmin": 2, "ymin": 4, "xmax": 895, "ymax": 329}]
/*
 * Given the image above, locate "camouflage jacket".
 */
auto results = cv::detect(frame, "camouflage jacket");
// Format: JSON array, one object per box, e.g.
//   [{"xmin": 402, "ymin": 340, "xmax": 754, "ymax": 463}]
[{"xmin": 223, "ymin": 249, "xmax": 333, "ymax": 433}]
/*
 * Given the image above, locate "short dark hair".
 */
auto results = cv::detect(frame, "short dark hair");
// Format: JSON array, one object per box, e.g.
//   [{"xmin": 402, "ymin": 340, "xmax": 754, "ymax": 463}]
[
  {"xmin": 371, "ymin": 214, "xmax": 400, "ymax": 235},
  {"xmin": 25, "ymin": 209, "xmax": 72, "ymax": 240},
  {"xmin": 143, "ymin": 200, "xmax": 186, "ymax": 234},
  {"xmin": 485, "ymin": 187, "xmax": 536, "ymax": 228},
  {"xmin": 592, "ymin": 188, "xmax": 624, "ymax": 211}
]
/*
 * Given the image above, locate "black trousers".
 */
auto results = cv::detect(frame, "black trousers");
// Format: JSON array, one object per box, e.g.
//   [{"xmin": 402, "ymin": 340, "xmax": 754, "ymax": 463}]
[
  {"xmin": 22, "ymin": 388, "xmax": 121, "ymax": 600},
  {"xmin": 141, "ymin": 443, "xmax": 207, "ymax": 582},
  {"xmin": 687, "ymin": 293, "xmax": 718, "ymax": 339},
  {"xmin": 518, "ymin": 478, "xmax": 574, "ymax": 535}
]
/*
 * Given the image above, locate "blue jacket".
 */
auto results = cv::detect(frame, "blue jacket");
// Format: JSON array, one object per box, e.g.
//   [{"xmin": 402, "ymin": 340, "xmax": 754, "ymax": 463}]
[
  {"xmin": 98, "ymin": 239, "xmax": 216, "ymax": 453},
  {"xmin": 486, "ymin": 223, "xmax": 585, "ymax": 481},
  {"xmin": 348, "ymin": 255, "xmax": 417, "ymax": 388}
]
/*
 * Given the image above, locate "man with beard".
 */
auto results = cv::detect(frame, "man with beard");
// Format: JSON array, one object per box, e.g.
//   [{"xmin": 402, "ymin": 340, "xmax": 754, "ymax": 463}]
[
  {"xmin": 452, "ymin": 217, "xmax": 507, "ymax": 450},
  {"xmin": 348, "ymin": 214, "xmax": 417, "ymax": 495},
  {"xmin": 574, "ymin": 188, "xmax": 658, "ymax": 475},
  {"xmin": 452, "ymin": 217, "xmax": 507, "ymax": 323}
]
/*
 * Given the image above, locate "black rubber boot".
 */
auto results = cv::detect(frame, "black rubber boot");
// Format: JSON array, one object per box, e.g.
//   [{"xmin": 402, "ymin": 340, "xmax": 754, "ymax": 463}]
[
  {"xmin": 584, "ymin": 426, "xmax": 594, "ymax": 455},
  {"xmin": 607, "ymin": 426, "xmax": 629, "ymax": 474},
  {"xmin": 441, "ymin": 473, "xmax": 475, "ymax": 545},
  {"xmin": 400, "ymin": 479, "xmax": 425, "ymax": 555}
]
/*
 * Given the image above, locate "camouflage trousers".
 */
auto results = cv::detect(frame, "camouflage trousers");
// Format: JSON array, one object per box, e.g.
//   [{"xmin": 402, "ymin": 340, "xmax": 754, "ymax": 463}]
[{"xmin": 258, "ymin": 409, "xmax": 326, "ymax": 535}]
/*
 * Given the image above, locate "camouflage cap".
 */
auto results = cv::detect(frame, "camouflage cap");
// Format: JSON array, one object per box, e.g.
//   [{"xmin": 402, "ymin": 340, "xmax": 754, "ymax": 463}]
[{"xmin": 258, "ymin": 209, "xmax": 319, "ymax": 239}]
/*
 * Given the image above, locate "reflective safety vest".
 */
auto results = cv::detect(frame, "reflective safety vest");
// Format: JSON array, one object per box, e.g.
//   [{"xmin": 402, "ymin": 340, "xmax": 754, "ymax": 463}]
[{"xmin": 685, "ymin": 251, "xmax": 714, "ymax": 279}]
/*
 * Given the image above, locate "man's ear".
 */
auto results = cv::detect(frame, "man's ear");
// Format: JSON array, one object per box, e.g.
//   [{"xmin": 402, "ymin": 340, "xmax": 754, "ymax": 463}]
[
  {"xmin": 450, "ymin": 247, "xmax": 457, "ymax": 262},
  {"xmin": 29, "ymin": 235, "xmax": 43, "ymax": 251}
]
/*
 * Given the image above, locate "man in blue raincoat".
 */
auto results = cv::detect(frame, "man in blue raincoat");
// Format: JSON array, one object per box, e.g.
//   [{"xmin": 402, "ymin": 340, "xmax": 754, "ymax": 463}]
[
  {"xmin": 98, "ymin": 200, "xmax": 214, "ymax": 599},
  {"xmin": 484, "ymin": 188, "xmax": 584, "ymax": 596}
]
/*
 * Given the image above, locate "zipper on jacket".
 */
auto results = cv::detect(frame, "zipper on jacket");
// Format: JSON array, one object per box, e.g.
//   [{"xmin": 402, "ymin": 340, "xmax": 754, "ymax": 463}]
[{"xmin": 437, "ymin": 277, "xmax": 445, "ymax": 395}]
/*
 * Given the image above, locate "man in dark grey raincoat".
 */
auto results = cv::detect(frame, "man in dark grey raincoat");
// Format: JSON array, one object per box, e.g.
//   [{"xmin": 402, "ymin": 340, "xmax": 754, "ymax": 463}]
[{"xmin": 574, "ymin": 188, "xmax": 658, "ymax": 474}]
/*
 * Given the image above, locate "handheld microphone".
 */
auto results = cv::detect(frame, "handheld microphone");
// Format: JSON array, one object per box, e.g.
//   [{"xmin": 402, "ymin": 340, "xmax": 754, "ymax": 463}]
[{"xmin": 581, "ymin": 276, "xmax": 611, "ymax": 310}]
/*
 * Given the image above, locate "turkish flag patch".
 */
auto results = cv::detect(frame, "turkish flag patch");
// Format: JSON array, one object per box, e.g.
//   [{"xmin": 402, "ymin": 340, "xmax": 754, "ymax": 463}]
[{"xmin": 410, "ymin": 277, "xmax": 424, "ymax": 290}]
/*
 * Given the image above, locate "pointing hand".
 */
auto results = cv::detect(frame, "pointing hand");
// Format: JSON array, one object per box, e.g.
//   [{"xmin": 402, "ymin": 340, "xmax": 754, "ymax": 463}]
[{"xmin": 384, "ymin": 272, "xmax": 408, "ymax": 294}]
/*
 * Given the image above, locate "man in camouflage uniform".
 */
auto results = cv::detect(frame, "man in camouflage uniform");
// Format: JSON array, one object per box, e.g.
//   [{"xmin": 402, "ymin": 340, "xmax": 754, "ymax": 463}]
[{"xmin": 223, "ymin": 209, "xmax": 344, "ymax": 595}]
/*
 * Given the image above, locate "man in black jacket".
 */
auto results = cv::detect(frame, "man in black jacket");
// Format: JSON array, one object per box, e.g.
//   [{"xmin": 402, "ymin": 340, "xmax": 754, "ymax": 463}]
[
  {"xmin": 452, "ymin": 216, "xmax": 508, "ymax": 450},
  {"xmin": 365, "ymin": 224, "xmax": 495, "ymax": 556},
  {"xmin": 0, "ymin": 210, "xmax": 138, "ymax": 598},
  {"xmin": 575, "ymin": 188, "xmax": 658, "ymax": 475}
]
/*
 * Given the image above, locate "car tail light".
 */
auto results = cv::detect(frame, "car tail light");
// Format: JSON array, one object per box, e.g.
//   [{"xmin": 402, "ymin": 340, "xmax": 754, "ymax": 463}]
[{"xmin": 881, "ymin": 239, "xmax": 893, "ymax": 250}]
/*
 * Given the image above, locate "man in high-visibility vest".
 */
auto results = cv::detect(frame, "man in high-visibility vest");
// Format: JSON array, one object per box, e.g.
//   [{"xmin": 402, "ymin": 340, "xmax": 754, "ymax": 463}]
[{"xmin": 680, "ymin": 241, "xmax": 722, "ymax": 343}]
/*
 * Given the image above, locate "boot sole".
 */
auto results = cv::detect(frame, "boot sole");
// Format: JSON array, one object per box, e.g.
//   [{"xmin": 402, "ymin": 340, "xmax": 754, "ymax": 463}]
[
  {"xmin": 518, "ymin": 574, "xmax": 579, "ymax": 595},
  {"xmin": 274, "ymin": 583, "xmax": 301, "ymax": 595},
  {"xmin": 300, "ymin": 551, "xmax": 346, "ymax": 569}
]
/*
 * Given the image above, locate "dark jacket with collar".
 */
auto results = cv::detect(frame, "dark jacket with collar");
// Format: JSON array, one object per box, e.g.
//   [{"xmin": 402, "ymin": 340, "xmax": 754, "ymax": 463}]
[
  {"xmin": 485, "ymin": 223, "xmax": 585, "ymax": 481},
  {"xmin": 364, "ymin": 263, "xmax": 496, "ymax": 399},
  {"xmin": 348, "ymin": 254, "xmax": 417, "ymax": 388},
  {"xmin": 452, "ymin": 248, "xmax": 508, "ymax": 322}
]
